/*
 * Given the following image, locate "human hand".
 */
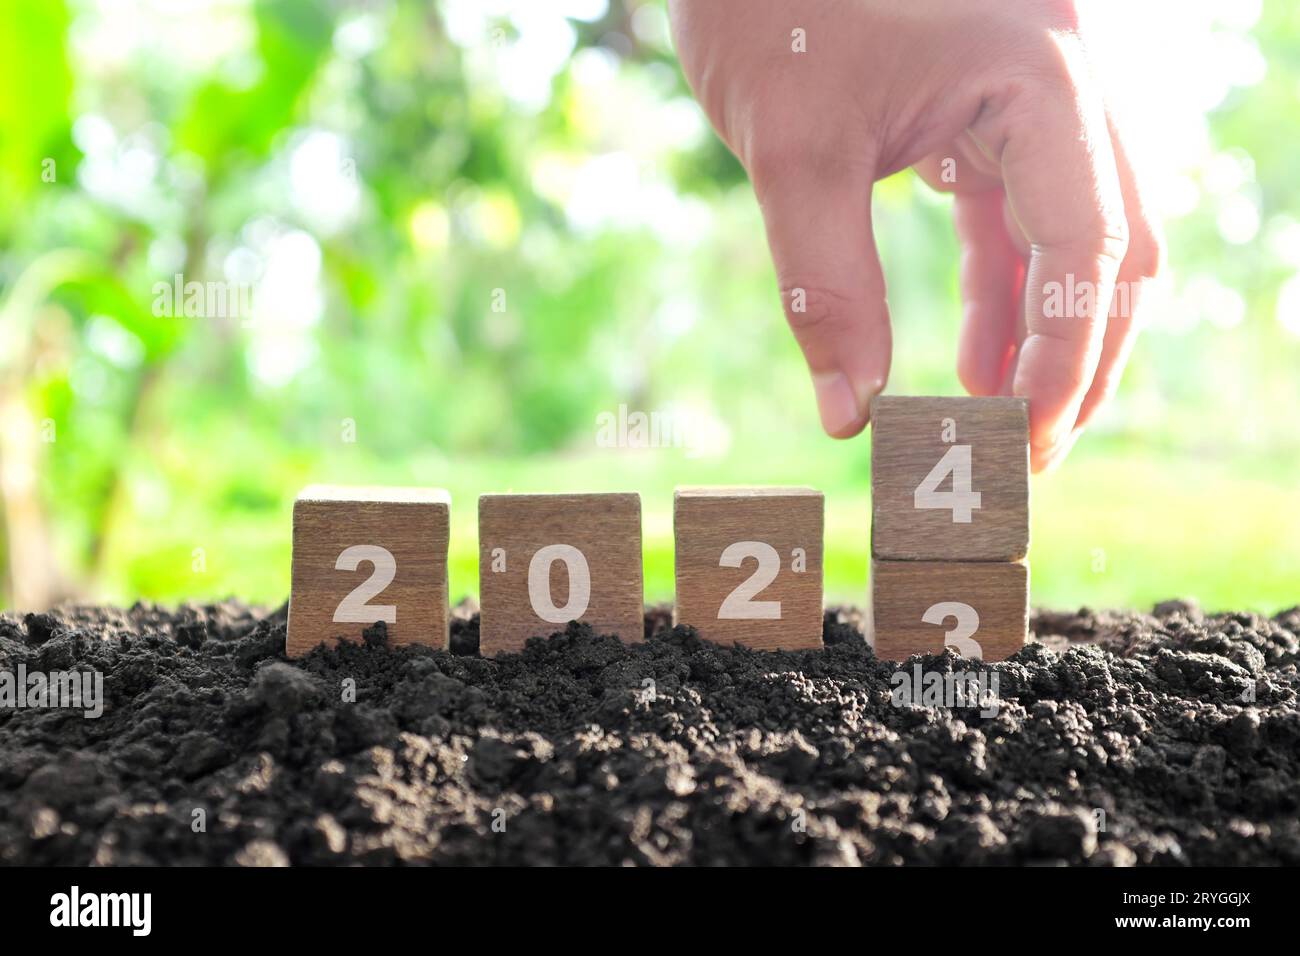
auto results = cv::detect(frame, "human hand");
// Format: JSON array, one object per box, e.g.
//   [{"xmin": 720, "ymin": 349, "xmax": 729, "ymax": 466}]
[{"xmin": 668, "ymin": 0, "xmax": 1164, "ymax": 471}]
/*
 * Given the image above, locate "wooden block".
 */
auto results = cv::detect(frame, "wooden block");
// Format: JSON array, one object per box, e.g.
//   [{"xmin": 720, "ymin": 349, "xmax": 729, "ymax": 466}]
[
  {"xmin": 287, "ymin": 485, "xmax": 450, "ymax": 657},
  {"xmin": 478, "ymin": 493, "xmax": 643, "ymax": 657},
  {"xmin": 870, "ymin": 558, "xmax": 1027, "ymax": 662},
  {"xmin": 871, "ymin": 396, "xmax": 1029, "ymax": 561},
  {"xmin": 673, "ymin": 487, "xmax": 824, "ymax": 651}
]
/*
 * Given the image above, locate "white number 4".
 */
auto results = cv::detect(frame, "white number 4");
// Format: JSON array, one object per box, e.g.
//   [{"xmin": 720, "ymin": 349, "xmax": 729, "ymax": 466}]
[{"xmin": 914, "ymin": 444, "xmax": 981, "ymax": 523}]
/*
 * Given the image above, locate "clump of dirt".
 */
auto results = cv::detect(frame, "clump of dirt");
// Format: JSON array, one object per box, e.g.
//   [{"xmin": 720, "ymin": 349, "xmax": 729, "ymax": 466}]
[{"xmin": 1, "ymin": 598, "xmax": 1297, "ymax": 865}]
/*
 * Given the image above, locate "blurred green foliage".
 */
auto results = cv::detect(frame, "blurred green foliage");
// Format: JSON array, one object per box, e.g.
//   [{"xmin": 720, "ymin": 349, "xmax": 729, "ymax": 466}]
[{"xmin": 1, "ymin": 0, "xmax": 1298, "ymax": 614}]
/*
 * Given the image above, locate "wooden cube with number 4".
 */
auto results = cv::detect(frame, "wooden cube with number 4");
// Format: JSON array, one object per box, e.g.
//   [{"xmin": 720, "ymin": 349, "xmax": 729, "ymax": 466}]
[
  {"xmin": 286, "ymin": 485, "xmax": 450, "ymax": 657},
  {"xmin": 673, "ymin": 487, "xmax": 824, "ymax": 651},
  {"xmin": 870, "ymin": 558, "xmax": 1027, "ymax": 662},
  {"xmin": 871, "ymin": 396, "xmax": 1029, "ymax": 562},
  {"xmin": 478, "ymin": 492, "xmax": 644, "ymax": 657}
]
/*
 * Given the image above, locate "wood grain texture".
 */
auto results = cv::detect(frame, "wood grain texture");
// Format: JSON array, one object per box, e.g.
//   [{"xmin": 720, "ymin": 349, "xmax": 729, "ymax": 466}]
[
  {"xmin": 673, "ymin": 486, "xmax": 824, "ymax": 651},
  {"xmin": 871, "ymin": 396, "xmax": 1029, "ymax": 561},
  {"xmin": 870, "ymin": 558, "xmax": 1027, "ymax": 662},
  {"xmin": 478, "ymin": 492, "xmax": 644, "ymax": 657},
  {"xmin": 286, "ymin": 485, "xmax": 450, "ymax": 658}
]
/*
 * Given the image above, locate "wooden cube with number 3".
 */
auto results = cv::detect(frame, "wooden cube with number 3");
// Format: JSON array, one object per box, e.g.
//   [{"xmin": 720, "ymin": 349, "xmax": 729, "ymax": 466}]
[
  {"xmin": 871, "ymin": 396, "xmax": 1029, "ymax": 562},
  {"xmin": 478, "ymin": 493, "xmax": 644, "ymax": 657},
  {"xmin": 286, "ymin": 485, "xmax": 451, "ymax": 657},
  {"xmin": 674, "ymin": 487, "xmax": 824, "ymax": 651},
  {"xmin": 870, "ymin": 558, "xmax": 1027, "ymax": 662}
]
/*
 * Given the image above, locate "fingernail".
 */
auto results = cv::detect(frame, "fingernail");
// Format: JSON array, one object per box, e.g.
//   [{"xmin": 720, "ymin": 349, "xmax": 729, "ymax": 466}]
[
  {"xmin": 813, "ymin": 372, "xmax": 864, "ymax": 436},
  {"xmin": 859, "ymin": 375, "xmax": 886, "ymax": 422}
]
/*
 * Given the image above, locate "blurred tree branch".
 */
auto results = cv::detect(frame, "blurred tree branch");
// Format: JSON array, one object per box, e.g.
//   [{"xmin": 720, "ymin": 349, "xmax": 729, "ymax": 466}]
[{"xmin": 0, "ymin": 250, "xmax": 97, "ymax": 609}]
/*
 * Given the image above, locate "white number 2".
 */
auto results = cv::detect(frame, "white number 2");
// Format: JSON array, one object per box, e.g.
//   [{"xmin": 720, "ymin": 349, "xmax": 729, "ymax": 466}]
[
  {"xmin": 333, "ymin": 545, "xmax": 397, "ymax": 624},
  {"xmin": 914, "ymin": 444, "xmax": 981, "ymax": 523},
  {"xmin": 717, "ymin": 541, "xmax": 781, "ymax": 620},
  {"xmin": 528, "ymin": 544, "xmax": 592, "ymax": 624},
  {"xmin": 923, "ymin": 601, "xmax": 982, "ymax": 660}
]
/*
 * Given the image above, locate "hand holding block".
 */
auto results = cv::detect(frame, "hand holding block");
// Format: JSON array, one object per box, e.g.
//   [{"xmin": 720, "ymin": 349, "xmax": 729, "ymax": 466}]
[
  {"xmin": 478, "ymin": 493, "xmax": 643, "ymax": 657},
  {"xmin": 871, "ymin": 396, "xmax": 1028, "ymax": 561},
  {"xmin": 673, "ymin": 487, "xmax": 824, "ymax": 651},
  {"xmin": 287, "ymin": 485, "xmax": 450, "ymax": 657},
  {"xmin": 870, "ymin": 558, "xmax": 1027, "ymax": 662}
]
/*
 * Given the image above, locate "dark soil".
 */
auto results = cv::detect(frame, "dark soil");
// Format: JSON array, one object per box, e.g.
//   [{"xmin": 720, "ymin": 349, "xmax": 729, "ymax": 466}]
[{"xmin": 1, "ymin": 598, "xmax": 1298, "ymax": 865}]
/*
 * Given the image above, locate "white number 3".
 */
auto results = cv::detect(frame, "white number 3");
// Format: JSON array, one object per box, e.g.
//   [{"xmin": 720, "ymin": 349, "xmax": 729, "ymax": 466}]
[
  {"xmin": 333, "ymin": 545, "xmax": 397, "ymax": 624},
  {"xmin": 914, "ymin": 444, "xmax": 981, "ymax": 523},
  {"xmin": 923, "ymin": 601, "xmax": 982, "ymax": 660}
]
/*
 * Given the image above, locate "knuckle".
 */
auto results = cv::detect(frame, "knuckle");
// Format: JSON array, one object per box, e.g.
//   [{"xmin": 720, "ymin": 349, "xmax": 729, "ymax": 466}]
[
  {"xmin": 1041, "ymin": 314, "xmax": 1105, "ymax": 346},
  {"xmin": 748, "ymin": 139, "xmax": 801, "ymax": 185},
  {"xmin": 1124, "ymin": 221, "xmax": 1166, "ymax": 279},
  {"xmin": 748, "ymin": 137, "xmax": 841, "ymax": 190},
  {"xmin": 1072, "ymin": 219, "xmax": 1130, "ymax": 270},
  {"xmin": 1099, "ymin": 229, "xmax": 1131, "ymax": 269},
  {"xmin": 780, "ymin": 283, "xmax": 853, "ymax": 336},
  {"xmin": 744, "ymin": 109, "xmax": 867, "ymax": 190}
]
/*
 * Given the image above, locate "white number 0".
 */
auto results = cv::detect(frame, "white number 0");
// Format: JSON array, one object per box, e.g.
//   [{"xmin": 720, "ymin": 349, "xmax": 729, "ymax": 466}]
[
  {"xmin": 717, "ymin": 541, "xmax": 781, "ymax": 620},
  {"xmin": 923, "ymin": 601, "xmax": 982, "ymax": 660},
  {"xmin": 914, "ymin": 444, "xmax": 982, "ymax": 523},
  {"xmin": 333, "ymin": 545, "xmax": 397, "ymax": 624},
  {"xmin": 528, "ymin": 544, "xmax": 592, "ymax": 624}
]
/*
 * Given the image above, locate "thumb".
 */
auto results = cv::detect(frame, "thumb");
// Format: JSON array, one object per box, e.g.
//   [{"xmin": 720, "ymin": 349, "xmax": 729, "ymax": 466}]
[{"xmin": 750, "ymin": 152, "xmax": 892, "ymax": 438}]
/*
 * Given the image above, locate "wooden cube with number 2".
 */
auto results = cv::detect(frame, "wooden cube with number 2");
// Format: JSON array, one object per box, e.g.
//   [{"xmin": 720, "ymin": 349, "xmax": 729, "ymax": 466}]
[
  {"xmin": 286, "ymin": 485, "xmax": 451, "ymax": 657},
  {"xmin": 478, "ymin": 493, "xmax": 644, "ymax": 657},
  {"xmin": 673, "ymin": 487, "xmax": 824, "ymax": 651}
]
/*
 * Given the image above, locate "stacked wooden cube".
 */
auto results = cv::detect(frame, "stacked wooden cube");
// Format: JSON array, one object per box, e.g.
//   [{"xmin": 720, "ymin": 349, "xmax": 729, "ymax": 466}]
[
  {"xmin": 869, "ymin": 397, "xmax": 1030, "ymax": 662},
  {"xmin": 285, "ymin": 397, "xmax": 1028, "ymax": 662}
]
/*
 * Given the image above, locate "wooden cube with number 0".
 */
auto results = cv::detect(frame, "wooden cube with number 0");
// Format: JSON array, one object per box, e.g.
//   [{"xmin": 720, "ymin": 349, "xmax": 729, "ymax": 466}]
[
  {"xmin": 286, "ymin": 485, "xmax": 451, "ymax": 658},
  {"xmin": 871, "ymin": 396, "xmax": 1029, "ymax": 562},
  {"xmin": 673, "ymin": 487, "xmax": 824, "ymax": 651},
  {"xmin": 478, "ymin": 492, "xmax": 644, "ymax": 657},
  {"xmin": 870, "ymin": 558, "xmax": 1027, "ymax": 662}
]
